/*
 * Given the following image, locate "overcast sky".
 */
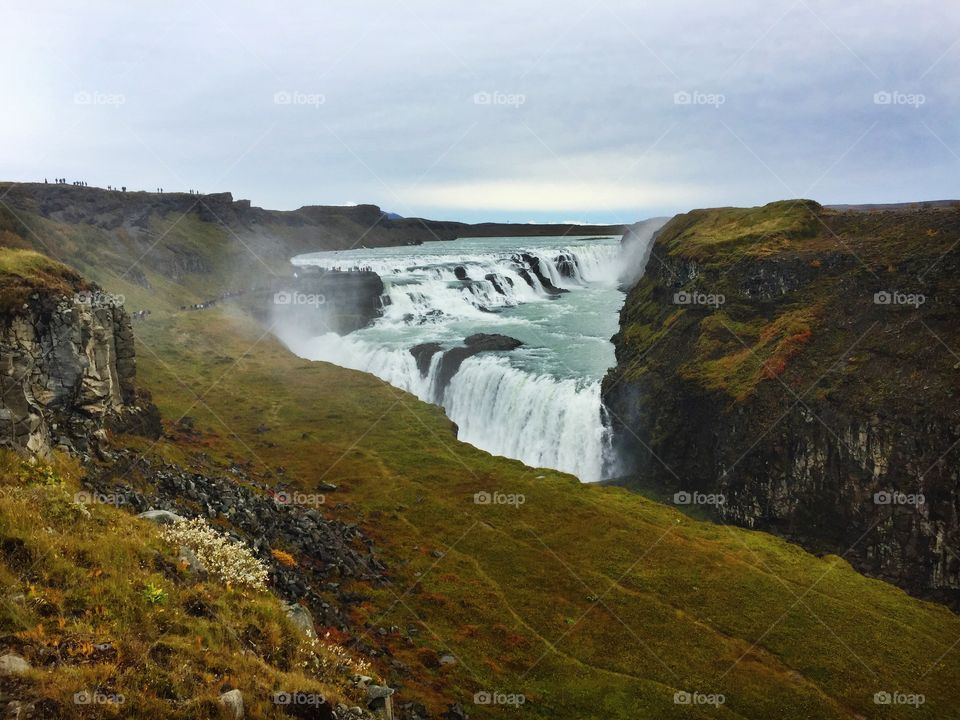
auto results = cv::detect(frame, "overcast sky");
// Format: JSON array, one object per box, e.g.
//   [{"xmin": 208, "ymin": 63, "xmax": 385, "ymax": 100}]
[{"xmin": 3, "ymin": 1, "xmax": 958, "ymax": 223}]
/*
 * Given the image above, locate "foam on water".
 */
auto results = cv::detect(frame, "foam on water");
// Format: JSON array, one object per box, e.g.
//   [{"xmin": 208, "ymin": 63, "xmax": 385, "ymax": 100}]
[{"xmin": 281, "ymin": 234, "xmax": 642, "ymax": 481}]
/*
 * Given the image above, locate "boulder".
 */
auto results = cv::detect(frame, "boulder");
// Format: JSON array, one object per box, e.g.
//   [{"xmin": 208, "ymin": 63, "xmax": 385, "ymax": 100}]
[
  {"xmin": 31, "ymin": 698, "xmax": 62, "ymax": 719},
  {"xmin": 366, "ymin": 685, "xmax": 394, "ymax": 717},
  {"xmin": 178, "ymin": 545, "xmax": 207, "ymax": 579},
  {"xmin": 484, "ymin": 273, "xmax": 511, "ymax": 295},
  {"xmin": 366, "ymin": 686, "xmax": 394, "ymax": 701},
  {"xmin": 516, "ymin": 253, "xmax": 567, "ymax": 295},
  {"xmin": 516, "ymin": 267, "xmax": 537, "ymax": 289},
  {"xmin": 409, "ymin": 343, "xmax": 443, "ymax": 377},
  {"xmin": 283, "ymin": 602, "xmax": 317, "ymax": 640},
  {"xmin": 137, "ymin": 509, "xmax": 185, "ymax": 525},
  {"xmin": 441, "ymin": 704, "xmax": 468, "ymax": 720},
  {"xmin": 397, "ymin": 702, "xmax": 430, "ymax": 720},
  {"xmin": 463, "ymin": 333, "xmax": 523, "ymax": 351},
  {"xmin": 434, "ymin": 335, "xmax": 523, "ymax": 393},
  {"xmin": 554, "ymin": 253, "xmax": 579, "ymax": 279},
  {"xmin": 0, "ymin": 654, "xmax": 30, "ymax": 676},
  {"xmin": 219, "ymin": 689, "xmax": 244, "ymax": 719}
]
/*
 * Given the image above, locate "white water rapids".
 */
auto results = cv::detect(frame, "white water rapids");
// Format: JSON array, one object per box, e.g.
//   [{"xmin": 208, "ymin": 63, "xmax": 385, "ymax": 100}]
[{"xmin": 277, "ymin": 233, "xmax": 655, "ymax": 481}]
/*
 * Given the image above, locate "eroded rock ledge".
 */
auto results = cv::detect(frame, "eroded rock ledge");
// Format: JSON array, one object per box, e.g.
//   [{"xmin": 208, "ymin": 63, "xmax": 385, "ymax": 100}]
[
  {"xmin": 0, "ymin": 291, "xmax": 160, "ymax": 455},
  {"xmin": 411, "ymin": 333, "xmax": 523, "ymax": 393}
]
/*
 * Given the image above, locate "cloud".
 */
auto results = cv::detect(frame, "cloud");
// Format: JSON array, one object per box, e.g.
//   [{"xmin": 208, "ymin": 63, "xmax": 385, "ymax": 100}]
[
  {"xmin": 401, "ymin": 179, "xmax": 706, "ymax": 212},
  {"xmin": 1, "ymin": 1, "xmax": 958, "ymax": 221}
]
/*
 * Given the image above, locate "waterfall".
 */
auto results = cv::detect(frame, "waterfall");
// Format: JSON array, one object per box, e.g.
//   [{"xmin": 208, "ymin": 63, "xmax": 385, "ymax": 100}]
[
  {"xmin": 281, "ymin": 332, "xmax": 610, "ymax": 481},
  {"xmin": 282, "ymin": 236, "xmax": 624, "ymax": 481},
  {"xmin": 444, "ymin": 356, "xmax": 608, "ymax": 480}
]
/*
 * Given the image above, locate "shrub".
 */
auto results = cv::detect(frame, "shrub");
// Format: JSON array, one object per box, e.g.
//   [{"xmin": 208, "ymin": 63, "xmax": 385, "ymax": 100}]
[
  {"xmin": 142, "ymin": 582, "xmax": 168, "ymax": 605},
  {"xmin": 271, "ymin": 548, "xmax": 297, "ymax": 567},
  {"xmin": 16, "ymin": 457, "xmax": 61, "ymax": 487},
  {"xmin": 161, "ymin": 518, "xmax": 268, "ymax": 591}
]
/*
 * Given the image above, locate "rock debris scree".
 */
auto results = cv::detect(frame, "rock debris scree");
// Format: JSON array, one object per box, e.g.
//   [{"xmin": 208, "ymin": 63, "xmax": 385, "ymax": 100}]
[{"xmin": 89, "ymin": 450, "xmax": 387, "ymax": 630}]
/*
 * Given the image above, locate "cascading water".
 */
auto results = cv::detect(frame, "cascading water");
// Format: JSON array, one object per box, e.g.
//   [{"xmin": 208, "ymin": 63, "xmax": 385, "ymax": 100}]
[
  {"xmin": 278, "ymin": 235, "xmax": 627, "ymax": 481},
  {"xmin": 444, "ymin": 358, "xmax": 609, "ymax": 479}
]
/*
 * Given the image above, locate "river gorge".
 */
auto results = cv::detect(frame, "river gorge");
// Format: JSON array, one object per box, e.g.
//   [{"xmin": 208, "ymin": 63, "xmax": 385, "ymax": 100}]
[{"xmin": 277, "ymin": 234, "xmax": 642, "ymax": 481}]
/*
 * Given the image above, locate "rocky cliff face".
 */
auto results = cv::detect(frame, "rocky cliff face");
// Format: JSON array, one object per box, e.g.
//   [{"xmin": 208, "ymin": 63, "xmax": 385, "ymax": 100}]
[
  {"xmin": 604, "ymin": 200, "xmax": 960, "ymax": 609},
  {"xmin": 267, "ymin": 269, "xmax": 386, "ymax": 335},
  {"xmin": 0, "ymin": 288, "xmax": 160, "ymax": 455}
]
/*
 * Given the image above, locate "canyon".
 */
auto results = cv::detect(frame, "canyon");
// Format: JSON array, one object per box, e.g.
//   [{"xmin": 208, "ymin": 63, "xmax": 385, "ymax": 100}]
[{"xmin": 2, "ymin": 185, "xmax": 960, "ymax": 719}]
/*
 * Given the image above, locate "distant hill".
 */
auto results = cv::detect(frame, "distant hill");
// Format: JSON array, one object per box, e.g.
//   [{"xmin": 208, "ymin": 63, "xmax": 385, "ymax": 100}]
[
  {"xmin": 0, "ymin": 182, "xmax": 621, "ymax": 283},
  {"xmin": 826, "ymin": 200, "xmax": 960, "ymax": 211}
]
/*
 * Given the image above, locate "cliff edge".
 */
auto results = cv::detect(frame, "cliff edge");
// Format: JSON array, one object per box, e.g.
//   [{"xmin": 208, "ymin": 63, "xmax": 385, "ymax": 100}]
[
  {"xmin": 603, "ymin": 200, "xmax": 960, "ymax": 609},
  {"xmin": 0, "ymin": 249, "xmax": 160, "ymax": 454}
]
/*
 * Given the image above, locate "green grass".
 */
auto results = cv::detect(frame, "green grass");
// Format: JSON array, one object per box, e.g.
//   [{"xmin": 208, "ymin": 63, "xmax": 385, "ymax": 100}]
[
  {"xmin": 657, "ymin": 200, "xmax": 822, "ymax": 260},
  {"xmin": 678, "ymin": 306, "xmax": 817, "ymax": 400},
  {"xmin": 119, "ymin": 307, "xmax": 960, "ymax": 719},
  {"xmin": 0, "ymin": 206, "xmax": 282, "ymax": 316},
  {"xmin": 0, "ymin": 248, "xmax": 89, "ymax": 312},
  {"xmin": 617, "ymin": 201, "xmax": 960, "ymax": 405},
  {"xmin": 3, "ymin": 199, "xmax": 960, "ymax": 717},
  {"xmin": 0, "ymin": 453, "xmax": 374, "ymax": 719}
]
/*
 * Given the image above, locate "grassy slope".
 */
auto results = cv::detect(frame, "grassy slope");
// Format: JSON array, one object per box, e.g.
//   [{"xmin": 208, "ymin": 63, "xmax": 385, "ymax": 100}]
[
  {"xmin": 0, "ymin": 452, "xmax": 373, "ymax": 718},
  {"xmin": 617, "ymin": 200, "xmax": 960, "ymax": 402},
  {"xmin": 0, "ymin": 248, "xmax": 90, "ymax": 312},
  {"xmin": 1, "ymin": 200, "xmax": 959, "ymax": 718},
  {"xmin": 0, "ymin": 203, "xmax": 279, "ymax": 315},
  {"xmin": 656, "ymin": 199, "xmax": 824, "ymax": 261},
  {"xmin": 125, "ymin": 308, "xmax": 960, "ymax": 719}
]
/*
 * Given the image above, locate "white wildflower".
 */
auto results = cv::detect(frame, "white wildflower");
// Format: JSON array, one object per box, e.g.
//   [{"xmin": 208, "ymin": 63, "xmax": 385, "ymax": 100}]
[{"xmin": 161, "ymin": 517, "xmax": 268, "ymax": 591}]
